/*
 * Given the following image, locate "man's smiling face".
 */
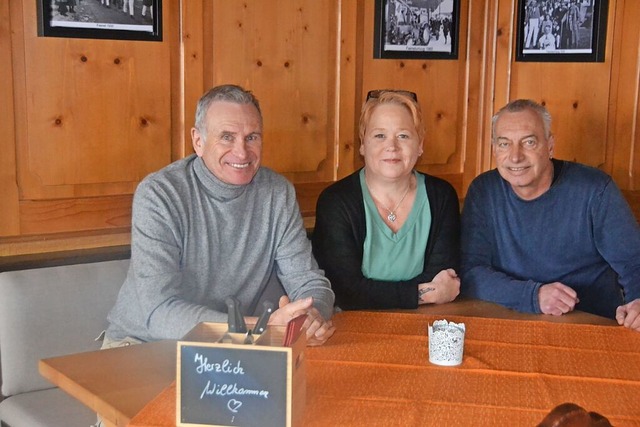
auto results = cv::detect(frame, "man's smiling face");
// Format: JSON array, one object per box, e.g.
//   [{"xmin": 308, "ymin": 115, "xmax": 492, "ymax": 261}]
[
  {"xmin": 191, "ymin": 101, "xmax": 263, "ymax": 185},
  {"xmin": 492, "ymin": 108, "xmax": 555, "ymax": 200}
]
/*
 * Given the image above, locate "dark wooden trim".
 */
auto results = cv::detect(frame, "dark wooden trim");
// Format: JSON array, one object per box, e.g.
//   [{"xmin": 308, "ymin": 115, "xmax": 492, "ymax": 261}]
[{"xmin": 0, "ymin": 245, "xmax": 130, "ymax": 272}]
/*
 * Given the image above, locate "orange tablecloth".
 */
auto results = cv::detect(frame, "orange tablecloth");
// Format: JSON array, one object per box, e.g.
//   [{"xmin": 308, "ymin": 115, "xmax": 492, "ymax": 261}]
[{"xmin": 130, "ymin": 311, "xmax": 640, "ymax": 426}]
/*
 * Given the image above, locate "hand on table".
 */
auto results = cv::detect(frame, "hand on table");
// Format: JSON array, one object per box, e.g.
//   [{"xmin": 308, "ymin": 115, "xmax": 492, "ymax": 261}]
[
  {"xmin": 418, "ymin": 268, "xmax": 460, "ymax": 305},
  {"xmin": 538, "ymin": 282, "xmax": 579, "ymax": 316},
  {"xmin": 269, "ymin": 295, "xmax": 336, "ymax": 346},
  {"xmin": 616, "ymin": 298, "xmax": 640, "ymax": 332}
]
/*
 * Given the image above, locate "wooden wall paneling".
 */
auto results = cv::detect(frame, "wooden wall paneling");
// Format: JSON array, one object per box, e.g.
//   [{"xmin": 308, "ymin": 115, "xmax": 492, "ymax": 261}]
[
  {"xmin": 508, "ymin": 0, "xmax": 615, "ymax": 170},
  {"xmin": 336, "ymin": 0, "xmax": 363, "ymax": 181},
  {"xmin": 510, "ymin": 61, "xmax": 612, "ymax": 168},
  {"xmin": 14, "ymin": 0, "xmax": 171, "ymax": 202},
  {"xmin": 19, "ymin": 195, "xmax": 132, "ymax": 235},
  {"xmin": 493, "ymin": 0, "xmax": 515, "ymax": 109},
  {"xmin": 8, "ymin": 0, "xmax": 174, "ymax": 240},
  {"xmin": 0, "ymin": 228, "xmax": 130, "ymax": 258},
  {"xmin": 178, "ymin": 0, "xmax": 205, "ymax": 160},
  {"xmin": 602, "ymin": 0, "xmax": 620, "ymax": 178},
  {"xmin": 426, "ymin": 0, "xmax": 469, "ymax": 181},
  {"xmin": 489, "ymin": 0, "xmax": 517, "ymax": 173},
  {"xmin": 634, "ymin": 66, "xmax": 640, "ymax": 189},
  {"xmin": 465, "ymin": 0, "xmax": 518, "ymax": 177},
  {"xmin": 462, "ymin": 0, "xmax": 497, "ymax": 195},
  {"xmin": 609, "ymin": 0, "xmax": 640, "ymax": 190},
  {"xmin": 1, "ymin": 0, "xmax": 179, "ymax": 256},
  {"xmin": 208, "ymin": 0, "xmax": 339, "ymax": 184},
  {"xmin": 15, "ymin": 6, "xmax": 173, "ymax": 200},
  {"xmin": 360, "ymin": 0, "xmax": 464, "ymax": 184},
  {"xmin": 0, "ymin": 0, "xmax": 20, "ymax": 236},
  {"xmin": 4, "ymin": 0, "xmax": 640, "ymax": 258},
  {"xmin": 294, "ymin": 181, "xmax": 336, "ymax": 217}
]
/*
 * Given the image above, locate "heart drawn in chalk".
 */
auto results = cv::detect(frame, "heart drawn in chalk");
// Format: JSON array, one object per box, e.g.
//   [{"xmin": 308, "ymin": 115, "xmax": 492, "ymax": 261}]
[{"xmin": 227, "ymin": 399, "xmax": 242, "ymax": 413}]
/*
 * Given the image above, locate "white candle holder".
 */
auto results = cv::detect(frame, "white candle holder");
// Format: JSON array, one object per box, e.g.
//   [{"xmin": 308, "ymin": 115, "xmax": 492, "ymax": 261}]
[{"xmin": 428, "ymin": 319, "xmax": 466, "ymax": 366}]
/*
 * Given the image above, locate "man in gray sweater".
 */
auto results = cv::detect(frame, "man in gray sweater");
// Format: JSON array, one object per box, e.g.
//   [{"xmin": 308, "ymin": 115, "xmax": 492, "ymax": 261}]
[{"xmin": 105, "ymin": 84, "xmax": 336, "ymax": 346}]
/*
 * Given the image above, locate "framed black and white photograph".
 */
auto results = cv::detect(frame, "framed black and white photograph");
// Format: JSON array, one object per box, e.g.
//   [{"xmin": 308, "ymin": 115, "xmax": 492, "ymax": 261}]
[
  {"xmin": 516, "ymin": 0, "xmax": 608, "ymax": 62},
  {"xmin": 374, "ymin": 0, "xmax": 460, "ymax": 60},
  {"xmin": 37, "ymin": 0, "xmax": 162, "ymax": 42}
]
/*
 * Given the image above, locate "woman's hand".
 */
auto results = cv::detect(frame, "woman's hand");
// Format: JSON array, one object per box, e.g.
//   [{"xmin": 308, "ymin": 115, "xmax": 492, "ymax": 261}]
[{"xmin": 418, "ymin": 268, "xmax": 460, "ymax": 305}]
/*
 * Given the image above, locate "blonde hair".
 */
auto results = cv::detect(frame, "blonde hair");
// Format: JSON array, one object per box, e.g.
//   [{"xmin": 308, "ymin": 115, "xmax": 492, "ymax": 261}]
[{"xmin": 358, "ymin": 91, "xmax": 425, "ymax": 144}]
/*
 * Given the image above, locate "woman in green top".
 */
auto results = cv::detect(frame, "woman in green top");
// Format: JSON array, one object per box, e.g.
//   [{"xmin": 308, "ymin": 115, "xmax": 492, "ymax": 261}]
[{"xmin": 312, "ymin": 90, "xmax": 461, "ymax": 310}]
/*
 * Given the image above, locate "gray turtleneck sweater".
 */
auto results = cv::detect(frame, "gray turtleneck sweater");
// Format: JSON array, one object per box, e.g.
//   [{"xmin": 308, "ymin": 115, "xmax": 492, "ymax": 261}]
[{"xmin": 105, "ymin": 154, "xmax": 334, "ymax": 342}]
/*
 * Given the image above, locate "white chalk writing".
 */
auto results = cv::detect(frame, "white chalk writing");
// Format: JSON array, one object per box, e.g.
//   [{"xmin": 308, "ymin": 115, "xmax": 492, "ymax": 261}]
[
  {"xmin": 200, "ymin": 380, "xmax": 270, "ymax": 400},
  {"xmin": 194, "ymin": 353, "xmax": 245, "ymax": 375}
]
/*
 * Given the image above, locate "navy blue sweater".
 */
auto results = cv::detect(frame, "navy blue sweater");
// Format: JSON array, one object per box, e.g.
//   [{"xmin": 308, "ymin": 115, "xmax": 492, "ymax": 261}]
[{"xmin": 461, "ymin": 160, "xmax": 640, "ymax": 319}]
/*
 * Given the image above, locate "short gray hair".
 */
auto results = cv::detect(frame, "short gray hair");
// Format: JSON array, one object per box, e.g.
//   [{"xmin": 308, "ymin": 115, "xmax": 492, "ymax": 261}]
[
  {"xmin": 194, "ymin": 84, "xmax": 262, "ymax": 136},
  {"xmin": 491, "ymin": 99, "xmax": 552, "ymax": 142}
]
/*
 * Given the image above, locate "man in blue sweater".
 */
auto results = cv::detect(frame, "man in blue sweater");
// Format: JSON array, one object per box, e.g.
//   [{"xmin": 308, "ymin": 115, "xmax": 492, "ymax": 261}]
[{"xmin": 461, "ymin": 99, "xmax": 640, "ymax": 331}]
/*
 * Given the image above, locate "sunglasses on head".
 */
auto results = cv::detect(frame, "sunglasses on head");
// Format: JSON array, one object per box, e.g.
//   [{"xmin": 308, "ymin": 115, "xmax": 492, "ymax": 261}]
[{"xmin": 366, "ymin": 89, "xmax": 418, "ymax": 102}]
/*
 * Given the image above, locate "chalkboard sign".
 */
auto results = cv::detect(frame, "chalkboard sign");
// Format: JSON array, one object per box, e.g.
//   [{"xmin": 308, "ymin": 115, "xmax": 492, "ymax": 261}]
[{"xmin": 177, "ymin": 342, "xmax": 291, "ymax": 427}]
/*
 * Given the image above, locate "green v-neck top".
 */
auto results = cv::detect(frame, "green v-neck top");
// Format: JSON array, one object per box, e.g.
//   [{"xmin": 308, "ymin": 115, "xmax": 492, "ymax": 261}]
[{"xmin": 360, "ymin": 169, "xmax": 431, "ymax": 280}]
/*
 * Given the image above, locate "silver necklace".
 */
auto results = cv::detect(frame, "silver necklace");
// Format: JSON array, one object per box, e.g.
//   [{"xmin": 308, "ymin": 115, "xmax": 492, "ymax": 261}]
[
  {"xmin": 371, "ymin": 183, "xmax": 411, "ymax": 222},
  {"xmin": 385, "ymin": 185, "xmax": 410, "ymax": 222}
]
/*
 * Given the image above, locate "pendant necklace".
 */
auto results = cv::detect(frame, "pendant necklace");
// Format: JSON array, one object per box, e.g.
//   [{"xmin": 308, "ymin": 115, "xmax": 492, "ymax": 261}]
[{"xmin": 371, "ymin": 183, "xmax": 411, "ymax": 223}]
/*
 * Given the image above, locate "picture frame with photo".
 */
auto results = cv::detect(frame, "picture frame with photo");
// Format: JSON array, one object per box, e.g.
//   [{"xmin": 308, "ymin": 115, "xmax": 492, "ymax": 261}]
[
  {"xmin": 37, "ymin": 0, "xmax": 162, "ymax": 42},
  {"xmin": 373, "ymin": 0, "xmax": 460, "ymax": 60},
  {"xmin": 516, "ymin": 0, "xmax": 608, "ymax": 62}
]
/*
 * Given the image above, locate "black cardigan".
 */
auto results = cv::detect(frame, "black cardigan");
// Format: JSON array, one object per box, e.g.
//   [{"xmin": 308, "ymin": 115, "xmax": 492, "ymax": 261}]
[{"xmin": 311, "ymin": 169, "xmax": 460, "ymax": 310}]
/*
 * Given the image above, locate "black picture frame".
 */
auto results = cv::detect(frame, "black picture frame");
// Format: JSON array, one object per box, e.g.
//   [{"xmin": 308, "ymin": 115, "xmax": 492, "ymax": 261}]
[
  {"xmin": 374, "ymin": 0, "xmax": 460, "ymax": 60},
  {"xmin": 516, "ymin": 0, "xmax": 608, "ymax": 62},
  {"xmin": 37, "ymin": 0, "xmax": 162, "ymax": 42}
]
